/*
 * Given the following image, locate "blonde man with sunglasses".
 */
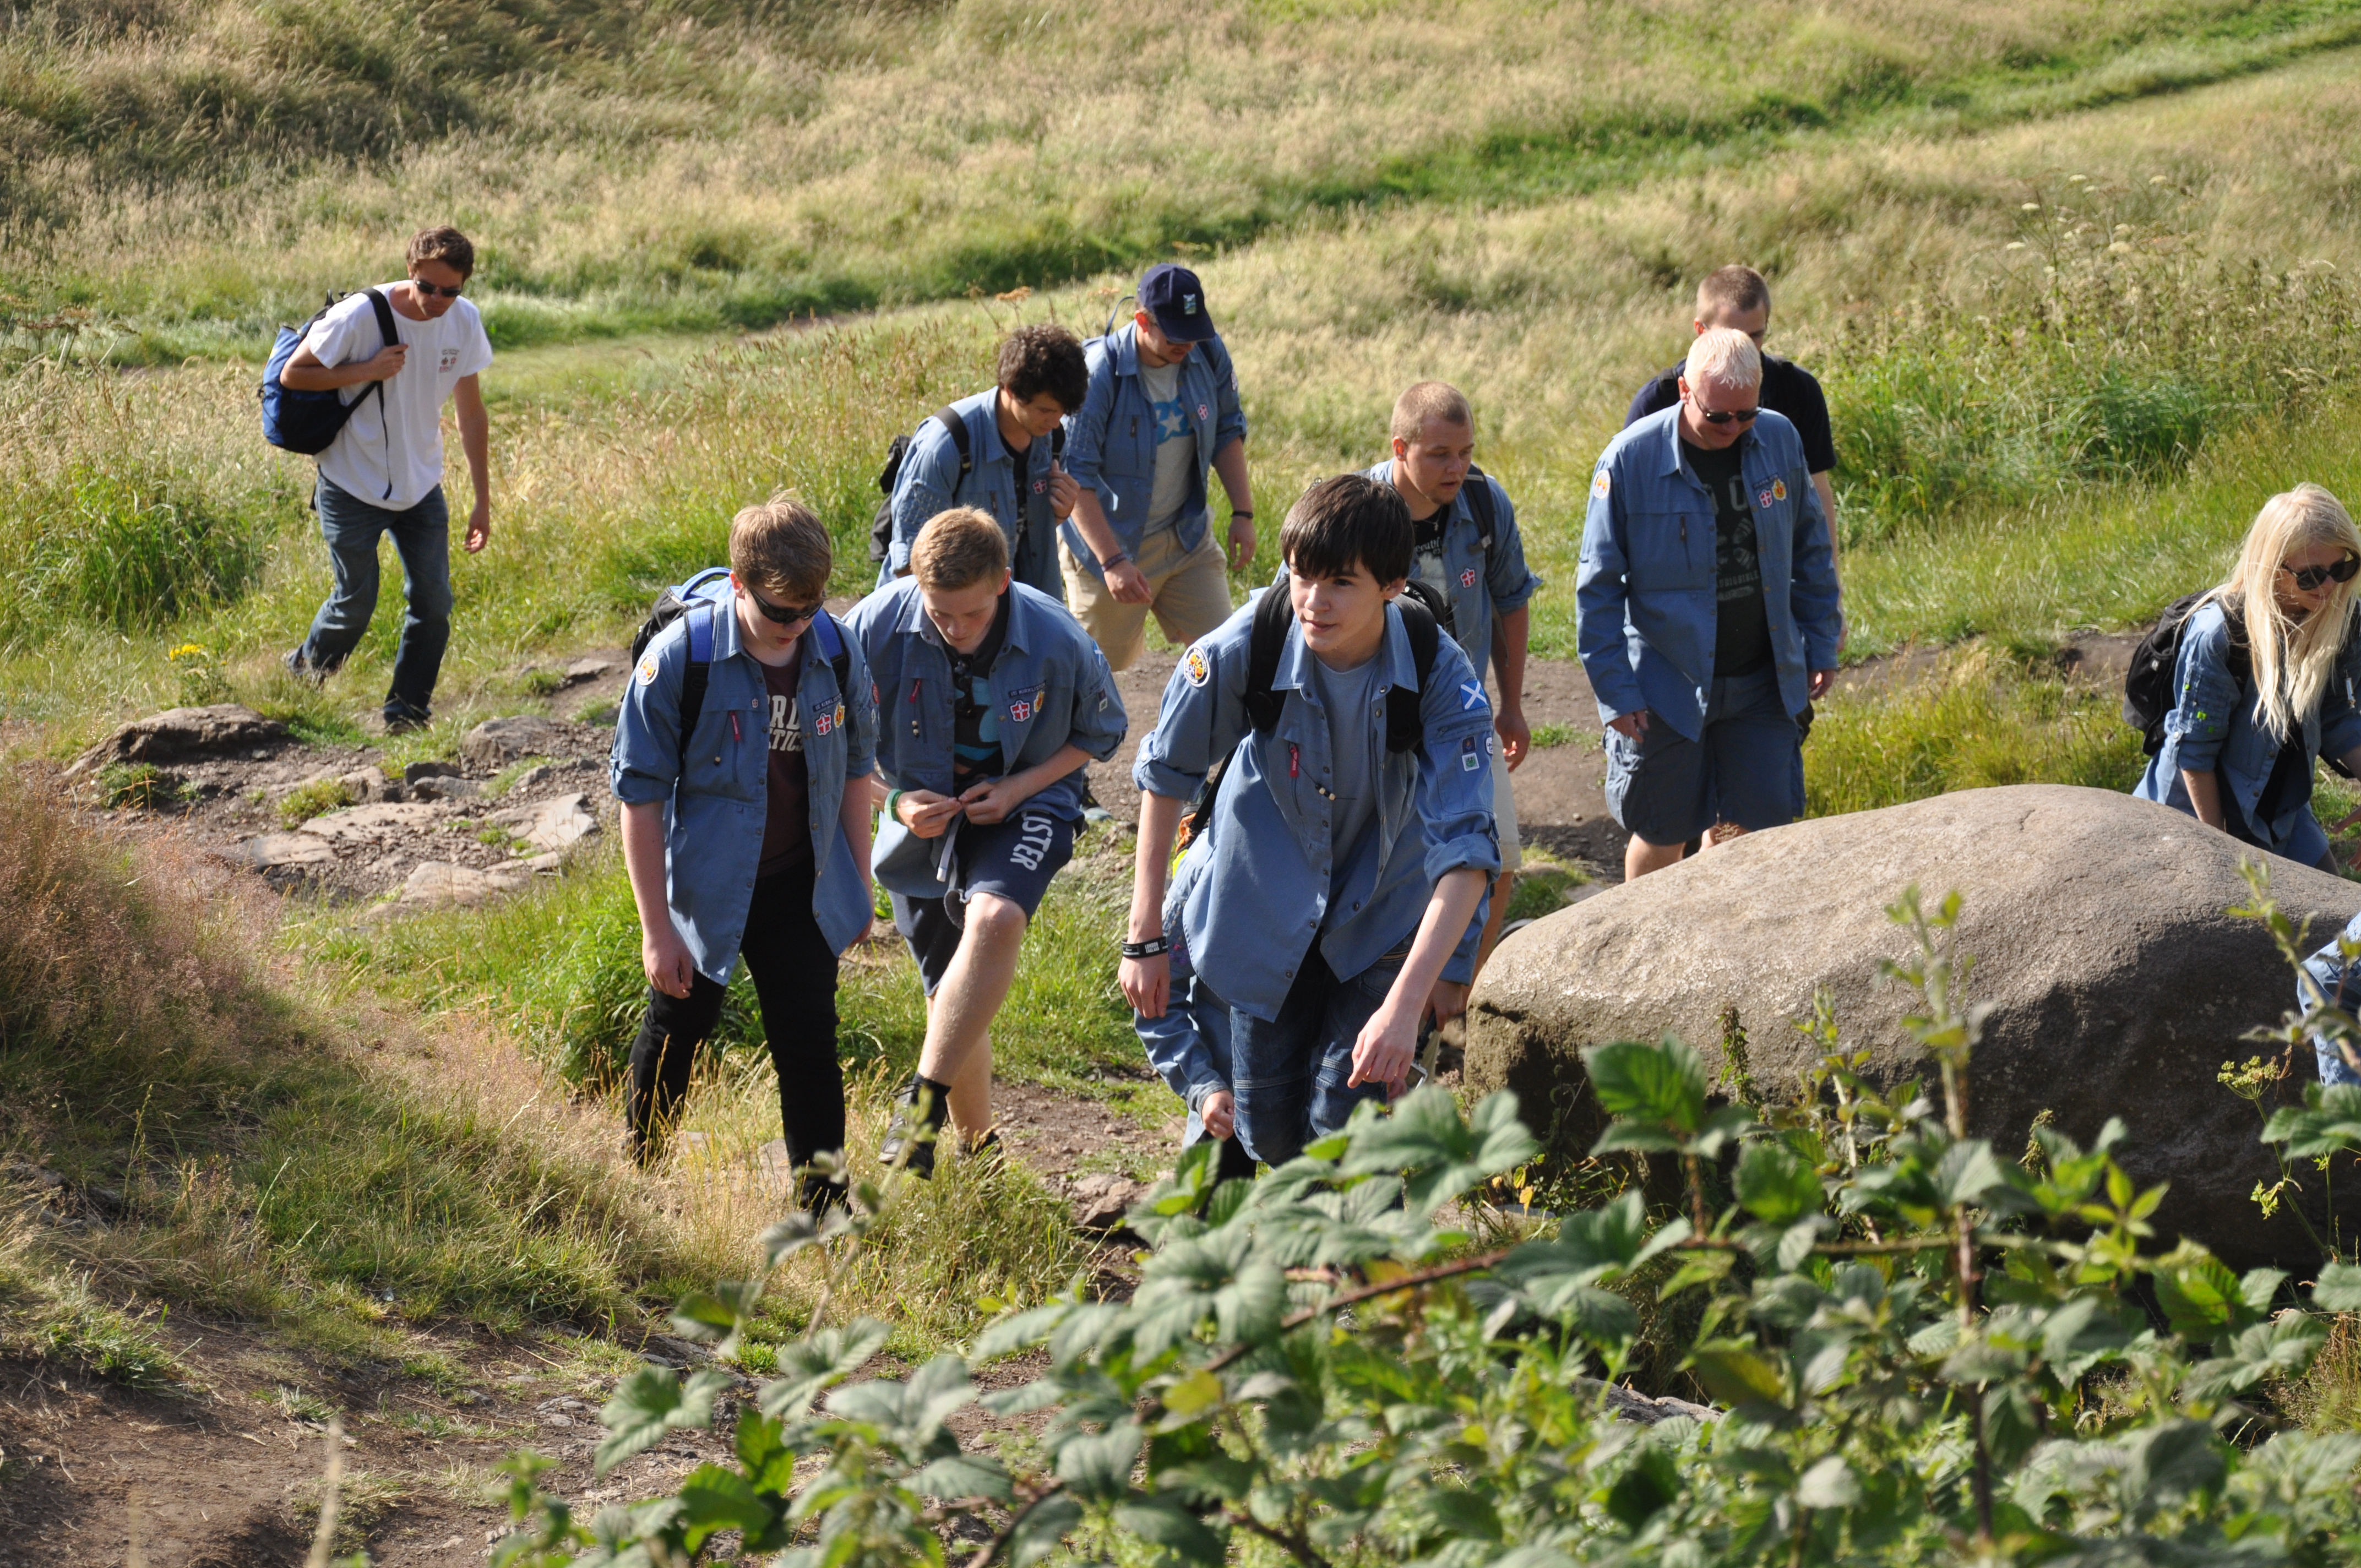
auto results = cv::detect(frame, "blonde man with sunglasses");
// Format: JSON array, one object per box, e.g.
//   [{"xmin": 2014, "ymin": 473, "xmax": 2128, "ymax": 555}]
[{"xmin": 1576, "ymin": 327, "xmax": 1840, "ymax": 881}]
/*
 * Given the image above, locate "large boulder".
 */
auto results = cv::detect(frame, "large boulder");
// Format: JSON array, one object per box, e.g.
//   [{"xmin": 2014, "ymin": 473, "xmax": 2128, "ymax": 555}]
[
  {"xmin": 68, "ymin": 705, "xmax": 284, "ymax": 772},
  {"xmin": 1465, "ymin": 785, "xmax": 2361, "ymax": 1268}
]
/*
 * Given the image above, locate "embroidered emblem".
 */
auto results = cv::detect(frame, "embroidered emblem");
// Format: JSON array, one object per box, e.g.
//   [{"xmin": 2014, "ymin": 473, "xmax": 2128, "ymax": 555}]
[
  {"xmin": 1756, "ymin": 488, "xmax": 1775, "ymax": 509},
  {"xmin": 1772, "ymin": 478, "xmax": 1788, "ymax": 502},
  {"xmin": 1459, "ymin": 680, "xmax": 1487, "ymax": 711},
  {"xmin": 1195, "ymin": 402, "xmax": 1209, "ymax": 421},
  {"xmin": 1032, "ymin": 477, "xmax": 1047, "ymax": 494},
  {"xmin": 1460, "ymin": 567, "xmax": 1478, "ymax": 587},
  {"xmin": 833, "ymin": 701, "xmax": 846, "ymax": 730},
  {"xmin": 1462, "ymin": 749, "xmax": 1482, "ymax": 772},
  {"xmin": 1592, "ymin": 469, "xmax": 1611, "ymax": 499},
  {"xmin": 1008, "ymin": 697, "xmax": 1033, "ymax": 724},
  {"xmin": 1183, "ymin": 646, "xmax": 1210, "ymax": 687},
  {"xmin": 637, "ymin": 657, "xmax": 660, "ymax": 685},
  {"xmin": 1183, "ymin": 293, "xmax": 1199, "ymax": 315},
  {"xmin": 813, "ymin": 708, "xmax": 834, "ymax": 737}
]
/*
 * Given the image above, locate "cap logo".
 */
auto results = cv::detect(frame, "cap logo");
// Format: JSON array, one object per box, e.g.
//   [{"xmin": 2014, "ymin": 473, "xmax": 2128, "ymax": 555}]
[{"xmin": 1182, "ymin": 293, "xmax": 1199, "ymax": 315}]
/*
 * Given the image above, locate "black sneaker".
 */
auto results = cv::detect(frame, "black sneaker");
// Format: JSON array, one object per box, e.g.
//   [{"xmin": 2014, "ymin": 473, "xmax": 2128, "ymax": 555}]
[
  {"xmin": 878, "ymin": 1071, "xmax": 954, "ymax": 1179},
  {"xmin": 283, "ymin": 647, "xmax": 328, "ymax": 688},
  {"xmin": 382, "ymin": 705, "xmax": 432, "ymax": 735}
]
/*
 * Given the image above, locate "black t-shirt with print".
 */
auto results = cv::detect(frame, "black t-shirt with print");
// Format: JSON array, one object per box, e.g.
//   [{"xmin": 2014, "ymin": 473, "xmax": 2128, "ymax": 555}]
[
  {"xmin": 756, "ymin": 645, "xmax": 813, "ymax": 879},
  {"xmin": 1683, "ymin": 439, "xmax": 1773, "ymax": 678},
  {"xmin": 948, "ymin": 591, "xmax": 1013, "ymax": 788}
]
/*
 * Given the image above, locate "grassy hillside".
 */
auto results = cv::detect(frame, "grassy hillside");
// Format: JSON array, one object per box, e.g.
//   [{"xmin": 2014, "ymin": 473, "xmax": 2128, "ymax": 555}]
[{"xmin": 9, "ymin": 0, "xmax": 2361, "ymax": 353}]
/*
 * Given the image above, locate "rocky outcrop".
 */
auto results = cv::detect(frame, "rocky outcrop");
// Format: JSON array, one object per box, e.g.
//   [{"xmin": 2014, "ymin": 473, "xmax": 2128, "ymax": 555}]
[
  {"xmin": 461, "ymin": 714, "xmax": 590, "ymax": 770},
  {"xmin": 69, "ymin": 705, "xmax": 284, "ymax": 773},
  {"xmin": 1465, "ymin": 785, "xmax": 2361, "ymax": 1268}
]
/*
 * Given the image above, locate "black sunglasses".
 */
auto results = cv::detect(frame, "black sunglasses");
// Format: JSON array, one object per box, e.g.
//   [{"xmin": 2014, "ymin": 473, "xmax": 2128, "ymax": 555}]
[
  {"xmin": 1696, "ymin": 403, "xmax": 1761, "ymax": 426},
  {"xmin": 2283, "ymin": 554, "xmax": 2361, "ymax": 591},
  {"xmin": 747, "ymin": 586, "xmax": 821, "ymax": 626},
  {"xmin": 410, "ymin": 279, "xmax": 466, "ymax": 298}
]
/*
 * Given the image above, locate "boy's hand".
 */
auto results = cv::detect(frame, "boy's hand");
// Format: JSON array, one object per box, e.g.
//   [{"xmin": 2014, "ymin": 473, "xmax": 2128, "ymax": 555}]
[
  {"xmin": 1105, "ymin": 558, "xmax": 1153, "ymax": 604},
  {"xmin": 1121, "ymin": 952, "xmax": 1170, "ymax": 1019},
  {"xmin": 643, "ymin": 926, "xmax": 695, "ymax": 999},
  {"xmin": 1348, "ymin": 1001, "xmax": 1418, "ymax": 1097},
  {"xmin": 1226, "ymin": 514, "xmax": 1256, "ymax": 572},
  {"xmin": 1607, "ymin": 710, "xmax": 1650, "ymax": 742},
  {"xmin": 897, "ymin": 790, "xmax": 962, "ymax": 838},
  {"xmin": 1048, "ymin": 462, "xmax": 1080, "ymax": 521},
  {"xmin": 362, "ymin": 342, "xmax": 409, "ymax": 380},
  {"xmin": 1428, "ymin": 979, "xmax": 1470, "ymax": 1026},
  {"xmin": 1201, "ymin": 1089, "xmax": 1236, "ymax": 1142},
  {"xmin": 465, "ymin": 496, "xmax": 491, "ymax": 554},
  {"xmin": 1494, "ymin": 706, "xmax": 1530, "ymax": 770},
  {"xmin": 958, "ymin": 775, "xmax": 1032, "ymax": 825}
]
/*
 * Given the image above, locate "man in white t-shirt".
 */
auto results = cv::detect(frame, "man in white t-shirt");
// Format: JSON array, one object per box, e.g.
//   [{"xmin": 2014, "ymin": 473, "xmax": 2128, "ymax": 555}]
[{"xmin": 279, "ymin": 225, "xmax": 494, "ymax": 730}]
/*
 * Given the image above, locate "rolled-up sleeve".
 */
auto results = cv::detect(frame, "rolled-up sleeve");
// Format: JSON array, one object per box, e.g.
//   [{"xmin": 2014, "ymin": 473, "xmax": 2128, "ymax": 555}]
[
  {"xmin": 1134, "ymin": 636, "xmax": 1241, "ymax": 801},
  {"xmin": 611, "ymin": 635, "xmax": 686, "ymax": 807},
  {"xmin": 1063, "ymin": 352, "xmax": 1117, "ymax": 497},
  {"xmin": 1483, "ymin": 480, "xmax": 1542, "ymax": 615},
  {"xmin": 1067, "ymin": 640, "xmax": 1129, "ymax": 763},
  {"xmin": 1575, "ymin": 460, "xmax": 1644, "ymax": 722},
  {"xmin": 886, "ymin": 423, "xmax": 962, "ymax": 578},
  {"xmin": 1416, "ymin": 643, "xmax": 1503, "ymax": 888},
  {"xmin": 2165, "ymin": 618, "xmax": 2243, "ymax": 775}
]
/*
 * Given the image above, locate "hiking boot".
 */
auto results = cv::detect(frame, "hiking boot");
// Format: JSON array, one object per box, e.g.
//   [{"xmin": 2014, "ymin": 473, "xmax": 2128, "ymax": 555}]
[
  {"xmin": 381, "ymin": 704, "xmax": 432, "ymax": 735},
  {"xmin": 878, "ymin": 1071, "xmax": 954, "ymax": 1179},
  {"xmin": 283, "ymin": 647, "xmax": 328, "ymax": 688}
]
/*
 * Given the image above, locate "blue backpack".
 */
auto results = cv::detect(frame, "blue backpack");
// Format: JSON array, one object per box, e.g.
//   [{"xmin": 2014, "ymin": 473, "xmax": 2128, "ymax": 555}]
[
  {"xmin": 259, "ymin": 288, "xmax": 399, "ymax": 471},
  {"xmin": 630, "ymin": 569, "xmax": 850, "ymax": 770}
]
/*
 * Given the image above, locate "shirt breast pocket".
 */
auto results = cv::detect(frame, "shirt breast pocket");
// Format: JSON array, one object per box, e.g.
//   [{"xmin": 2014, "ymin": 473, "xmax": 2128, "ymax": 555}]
[{"xmin": 1623, "ymin": 510, "xmax": 1710, "ymax": 591}]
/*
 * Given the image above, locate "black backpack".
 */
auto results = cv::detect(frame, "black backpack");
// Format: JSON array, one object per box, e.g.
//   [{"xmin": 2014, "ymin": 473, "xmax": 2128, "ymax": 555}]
[
  {"xmin": 259, "ymin": 288, "xmax": 400, "ymax": 467},
  {"xmin": 1460, "ymin": 467, "xmax": 1498, "ymax": 552},
  {"xmin": 629, "ymin": 568, "xmax": 851, "ymax": 772},
  {"xmin": 1183, "ymin": 583, "xmax": 1450, "ymax": 843},
  {"xmin": 2124, "ymin": 592, "xmax": 2249, "ymax": 756}
]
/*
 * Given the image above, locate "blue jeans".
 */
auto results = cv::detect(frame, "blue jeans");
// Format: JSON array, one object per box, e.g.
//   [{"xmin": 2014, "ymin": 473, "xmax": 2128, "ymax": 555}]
[
  {"xmin": 300, "ymin": 476, "xmax": 453, "ymax": 721},
  {"xmin": 1223, "ymin": 949, "xmax": 1401, "ymax": 1167}
]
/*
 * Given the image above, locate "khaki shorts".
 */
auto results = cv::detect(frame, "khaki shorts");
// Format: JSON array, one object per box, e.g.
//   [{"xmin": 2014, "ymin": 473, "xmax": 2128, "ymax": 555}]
[
  {"xmin": 1490, "ymin": 746, "xmax": 1523, "ymax": 874},
  {"xmin": 1060, "ymin": 523, "xmax": 1234, "ymax": 671}
]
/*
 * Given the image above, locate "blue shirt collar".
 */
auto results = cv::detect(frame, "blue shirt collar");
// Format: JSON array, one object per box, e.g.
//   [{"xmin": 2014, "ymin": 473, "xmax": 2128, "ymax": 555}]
[
  {"xmin": 1270, "ymin": 596, "xmax": 1420, "ymax": 697},
  {"xmin": 1108, "ymin": 322, "xmax": 1141, "ymax": 378},
  {"xmin": 961, "ymin": 389, "xmax": 1013, "ymax": 469}
]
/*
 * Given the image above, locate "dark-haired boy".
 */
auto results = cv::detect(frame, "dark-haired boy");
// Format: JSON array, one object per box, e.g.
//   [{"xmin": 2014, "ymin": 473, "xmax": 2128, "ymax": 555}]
[
  {"xmin": 279, "ymin": 225, "xmax": 493, "ymax": 729},
  {"xmin": 611, "ymin": 498, "xmax": 881, "ymax": 1212},
  {"xmin": 1123, "ymin": 475, "xmax": 1498, "ymax": 1167},
  {"xmin": 881, "ymin": 324, "xmax": 1090, "ymax": 602},
  {"xmin": 846, "ymin": 507, "xmax": 1128, "ymax": 1173}
]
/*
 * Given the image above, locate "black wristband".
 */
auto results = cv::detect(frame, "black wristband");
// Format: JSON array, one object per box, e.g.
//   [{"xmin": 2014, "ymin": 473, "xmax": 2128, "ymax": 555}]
[
  {"xmin": 1121, "ymin": 936, "xmax": 1170, "ymax": 959},
  {"xmin": 1230, "ymin": 509, "xmax": 1254, "ymax": 518},
  {"xmin": 1098, "ymin": 549, "xmax": 1131, "ymax": 571}
]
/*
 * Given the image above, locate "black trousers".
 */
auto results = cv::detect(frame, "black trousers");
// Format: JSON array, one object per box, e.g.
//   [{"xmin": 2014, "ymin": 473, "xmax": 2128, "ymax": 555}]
[{"xmin": 627, "ymin": 863, "xmax": 843, "ymax": 1174}]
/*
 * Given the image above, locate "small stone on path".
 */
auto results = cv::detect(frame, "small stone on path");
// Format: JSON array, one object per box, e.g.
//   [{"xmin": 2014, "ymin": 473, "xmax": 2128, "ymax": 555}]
[
  {"xmin": 462, "ymin": 714, "xmax": 581, "ymax": 769},
  {"xmin": 298, "ymin": 801, "xmax": 444, "ymax": 846},
  {"xmin": 489, "ymin": 792, "xmax": 599, "ymax": 853}
]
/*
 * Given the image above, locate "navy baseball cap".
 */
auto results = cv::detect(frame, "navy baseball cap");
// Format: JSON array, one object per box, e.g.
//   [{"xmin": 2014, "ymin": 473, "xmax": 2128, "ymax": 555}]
[{"xmin": 1138, "ymin": 263, "xmax": 1217, "ymax": 343}]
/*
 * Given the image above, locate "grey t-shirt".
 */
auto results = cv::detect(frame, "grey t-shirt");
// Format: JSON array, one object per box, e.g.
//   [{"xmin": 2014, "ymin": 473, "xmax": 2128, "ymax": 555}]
[
  {"xmin": 1140, "ymin": 358, "xmax": 1197, "ymax": 535},
  {"xmin": 1310, "ymin": 650, "xmax": 1384, "ymax": 912}
]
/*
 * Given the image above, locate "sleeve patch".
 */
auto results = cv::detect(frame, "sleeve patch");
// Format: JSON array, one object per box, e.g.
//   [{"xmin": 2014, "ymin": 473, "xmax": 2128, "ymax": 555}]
[
  {"xmin": 637, "ymin": 657, "xmax": 660, "ymax": 685},
  {"xmin": 1772, "ymin": 478, "xmax": 1788, "ymax": 501},
  {"xmin": 1183, "ymin": 646, "xmax": 1211, "ymax": 687},
  {"xmin": 1592, "ymin": 469, "xmax": 1611, "ymax": 499}
]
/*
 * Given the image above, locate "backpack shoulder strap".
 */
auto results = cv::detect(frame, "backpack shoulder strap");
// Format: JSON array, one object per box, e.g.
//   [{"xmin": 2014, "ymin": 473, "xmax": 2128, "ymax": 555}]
[
  {"xmin": 362, "ymin": 286, "xmax": 399, "ymax": 349},
  {"xmin": 1389, "ymin": 597, "xmax": 1442, "ymax": 754},
  {"xmin": 810, "ymin": 608, "xmax": 851, "ymax": 692},
  {"xmin": 1461, "ymin": 466, "xmax": 1497, "ymax": 551},
  {"xmin": 1243, "ymin": 585, "xmax": 1294, "ymax": 734},
  {"xmin": 676, "ymin": 600, "xmax": 717, "ymax": 770},
  {"xmin": 1049, "ymin": 424, "xmax": 1066, "ymax": 465},
  {"xmin": 932, "ymin": 407, "xmax": 972, "ymax": 482}
]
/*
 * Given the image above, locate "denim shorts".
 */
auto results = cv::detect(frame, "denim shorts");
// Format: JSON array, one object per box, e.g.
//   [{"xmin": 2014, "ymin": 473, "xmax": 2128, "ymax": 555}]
[
  {"xmin": 889, "ymin": 807, "xmax": 1075, "ymax": 994},
  {"xmin": 1603, "ymin": 667, "xmax": 1803, "ymax": 847}
]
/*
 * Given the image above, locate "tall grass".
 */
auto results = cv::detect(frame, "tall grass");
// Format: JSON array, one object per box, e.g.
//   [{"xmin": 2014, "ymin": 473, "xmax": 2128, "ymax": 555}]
[{"xmin": 9, "ymin": 0, "xmax": 2361, "ymax": 350}]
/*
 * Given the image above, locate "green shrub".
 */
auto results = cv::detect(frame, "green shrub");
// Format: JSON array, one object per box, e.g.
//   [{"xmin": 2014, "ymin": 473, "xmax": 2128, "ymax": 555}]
[
  {"xmin": 0, "ymin": 464, "xmax": 270, "ymax": 646},
  {"xmin": 1805, "ymin": 650, "xmax": 2146, "ymax": 817},
  {"xmin": 96, "ymin": 761, "xmax": 184, "ymax": 810},
  {"xmin": 493, "ymin": 886, "xmax": 2361, "ymax": 1568},
  {"xmin": 278, "ymin": 776, "xmax": 356, "ymax": 827}
]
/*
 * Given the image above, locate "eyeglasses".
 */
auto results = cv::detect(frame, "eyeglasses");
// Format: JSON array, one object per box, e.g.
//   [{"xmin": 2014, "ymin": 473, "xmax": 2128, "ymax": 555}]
[
  {"xmin": 410, "ymin": 279, "xmax": 466, "ymax": 298},
  {"xmin": 2281, "ymin": 554, "xmax": 2361, "ymax": 591},
  {"xmin": 1694, "ymin": 402, "xmax": 1761, "ymax": 426},
  {"xmin": 747, "ymin": 587, "xmax": 821, "ymax": 627}
]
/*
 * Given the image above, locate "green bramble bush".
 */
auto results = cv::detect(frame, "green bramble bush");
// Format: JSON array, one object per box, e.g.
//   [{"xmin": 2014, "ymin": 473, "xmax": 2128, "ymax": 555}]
[{"xmin": 489, "ymin": 884, "xmax": 2361, "ymax": 1568}]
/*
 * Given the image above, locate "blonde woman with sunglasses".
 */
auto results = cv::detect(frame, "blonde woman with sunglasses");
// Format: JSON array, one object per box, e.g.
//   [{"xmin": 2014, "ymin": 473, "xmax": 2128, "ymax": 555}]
[{"xmin": 2136, "ymin": 483, "xmax": 2361, "ymax": 869}]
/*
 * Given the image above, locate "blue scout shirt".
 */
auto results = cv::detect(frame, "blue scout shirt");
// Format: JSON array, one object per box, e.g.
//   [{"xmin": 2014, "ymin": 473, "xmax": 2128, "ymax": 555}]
[
  {"xmin": 1134, "ymin": 594, "xmax": 1500, "ymax": 1023},
  {"xmin": 844, "ymin": 576, "xmax": 1129, "ymax": 899},
  {"xmin": 1576, "ymin": 406, "xmax": 1840, "ymax": 740},
  {"xmin": 2300, "ymin": 910, "xmax": 2361, "ymax": 1087},
  {"xmin": 1356, "ymin": 461, "xmax": 1542, "ymax": 687},
  {"xmin": 882, "ymin": 389, "xmax": 1064, "ymax": 601},
  {"xmin": 2135, "ymin": 598, "xmax": 2361, "ymax": 865},
  {"xmin": 610, "ymin": 600, "xmax": 880, "ymax": 984},
  {"xmin": 1059, "ymin": 323, "xmax": 1248, "ymax": 581}
]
